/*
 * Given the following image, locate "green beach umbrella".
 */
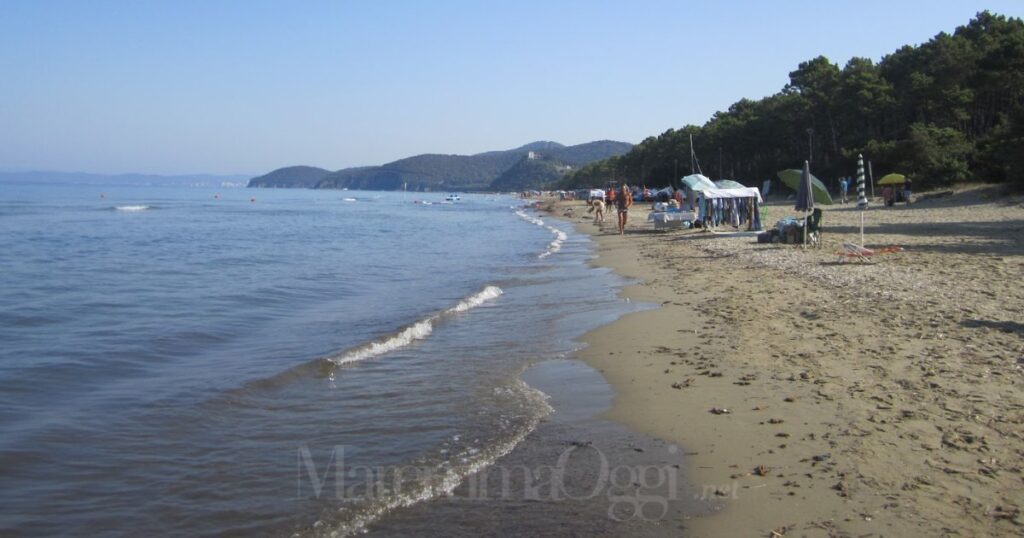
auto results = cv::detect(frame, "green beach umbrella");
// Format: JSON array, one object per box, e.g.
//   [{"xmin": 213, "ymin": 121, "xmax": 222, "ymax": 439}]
[
  {"xmin": 878, "ymin": 173, "xmax": 906, "ymax": 185},
  {"xmin": 777, "ymin": 168, "xmax": 834, "ymax": 206}
]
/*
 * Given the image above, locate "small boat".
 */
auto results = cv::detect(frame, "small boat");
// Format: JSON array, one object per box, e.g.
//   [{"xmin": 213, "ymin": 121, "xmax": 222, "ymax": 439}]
[{"xmin": 445, "ymin": 193, "xmax": 461, "ymax": 202}]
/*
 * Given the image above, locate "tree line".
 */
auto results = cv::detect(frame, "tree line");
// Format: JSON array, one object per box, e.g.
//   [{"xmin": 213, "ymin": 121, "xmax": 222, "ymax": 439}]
[{"xmin": 561, "ymin": 11, "xmax": 1023, "ymax": 192}]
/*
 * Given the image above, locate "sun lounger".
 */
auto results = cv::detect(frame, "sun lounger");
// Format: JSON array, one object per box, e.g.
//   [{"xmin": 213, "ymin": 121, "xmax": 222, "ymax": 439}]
[{"xmin": 837, "ymin": 242, "xmax": 903, "ymax": 263}]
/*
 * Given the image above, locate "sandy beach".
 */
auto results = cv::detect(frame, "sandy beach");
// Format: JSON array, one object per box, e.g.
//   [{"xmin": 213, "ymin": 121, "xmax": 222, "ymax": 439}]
[{"xmin": 546, "ymin": 185, "xmax": 1023, "ymax": 536}]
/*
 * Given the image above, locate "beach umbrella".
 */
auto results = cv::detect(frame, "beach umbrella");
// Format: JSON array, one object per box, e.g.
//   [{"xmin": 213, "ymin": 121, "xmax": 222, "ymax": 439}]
[
  {"xmin": 794, "ymin": 161, "xmax": 814, "ymax": 211},
  {"xmin": 714, "ymin": 179, "xmax": 746, "ymax": 189},
  {"xmin": 856, "ymin": 154, "xmax": 869, "ymax": 246},
  {"xmin": 856, "ymin": 156, "xmax": 869, "ymax": 209},
  {"xmin": 793, "ymin": 161, "xmax": 814, "ymax": 245},
  {"xmin": 777, "ymin": 168, "xmax": 833, "ymax": 205},
  {"xmin": 681, "ymin": 173, "xmax": 716, "ymax": 191},
  {"xmin": 878, "ymin": 173, "xmax": 906, "ymax": 185}
]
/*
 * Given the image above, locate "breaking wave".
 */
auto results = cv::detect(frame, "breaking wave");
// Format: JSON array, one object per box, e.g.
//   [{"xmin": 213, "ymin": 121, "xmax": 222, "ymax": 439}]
[
  {"xmin": 515, "ymin": 209, "xmax": 567, "ymax": 259},
  {"xmin": 327, "ymin": 285, "xmax": 503, "ymax": 366},
  {"xmin": 309, "ymin": 377, "xmax": 553, "ymax": 538}
]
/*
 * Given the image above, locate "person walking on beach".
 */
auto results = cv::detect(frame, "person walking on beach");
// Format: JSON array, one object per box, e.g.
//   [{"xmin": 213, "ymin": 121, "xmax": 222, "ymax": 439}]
[
  {"xmin": 587, "ymin": 196, "xmax": 606, "ymax": 224},
  {"xmin": 616, "ymin": 184, "xmax": 633, "ymax": 235},
  {"xmin": 903, "ymin": 177, "xmax": 913, "ymax": 205},
  {"xmin": 839, "ymin": 177, "xmax": 849, "ymax": 204}
]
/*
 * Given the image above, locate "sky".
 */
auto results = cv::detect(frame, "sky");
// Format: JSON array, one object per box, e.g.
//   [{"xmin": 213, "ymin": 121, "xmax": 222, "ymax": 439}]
[{"xmin": 2, "ymin": 0, "xmax": 1022, "ymax": 176}]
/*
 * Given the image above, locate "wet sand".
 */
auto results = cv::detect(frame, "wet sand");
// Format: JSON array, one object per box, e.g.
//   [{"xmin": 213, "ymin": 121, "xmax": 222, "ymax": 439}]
[{"xmin": 549, "ymin": 185, "xmax": 1024, "ymax": 536}]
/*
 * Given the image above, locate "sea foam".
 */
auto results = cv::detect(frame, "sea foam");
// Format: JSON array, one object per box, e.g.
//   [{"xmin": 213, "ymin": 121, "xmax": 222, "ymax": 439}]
[
  {"xmin": 515, "ymin": 208, "xmax": 567, "ymax": 259},
  {"xmin": 327, "ymin": 285, "xmax": 503, "ymax": 366}
]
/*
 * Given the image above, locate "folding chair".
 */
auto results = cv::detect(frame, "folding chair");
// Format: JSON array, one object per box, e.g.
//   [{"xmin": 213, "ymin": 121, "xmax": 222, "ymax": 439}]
[{"xmin": 805, "ymin": 208, "xmax": 823, "ymax": 248}]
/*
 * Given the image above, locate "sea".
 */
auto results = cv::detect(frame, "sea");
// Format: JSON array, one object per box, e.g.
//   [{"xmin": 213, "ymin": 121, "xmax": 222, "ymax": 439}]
[{"xmin": 0, "ymin": 184, "xmax": 704, "ymax": 537}]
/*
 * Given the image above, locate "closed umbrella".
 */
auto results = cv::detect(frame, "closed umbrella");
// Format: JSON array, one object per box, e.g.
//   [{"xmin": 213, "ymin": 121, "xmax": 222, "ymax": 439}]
[
  {"xmin": 856, "ymin": 154, "xmax": 869, "ymax": 246},
  {"xmin": 794, "ymin": 161, "xmax": 814, "ymax": 212},
  {"xmin": 794, "ymin": 161, "xmax": 814, "ymax": 245}
]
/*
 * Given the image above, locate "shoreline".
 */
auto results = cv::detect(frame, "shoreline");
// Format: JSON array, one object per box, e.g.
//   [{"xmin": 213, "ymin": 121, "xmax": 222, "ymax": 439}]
[{"xmin": 544, "ymin": 185, "xmax": 1023, "ymax": 536}]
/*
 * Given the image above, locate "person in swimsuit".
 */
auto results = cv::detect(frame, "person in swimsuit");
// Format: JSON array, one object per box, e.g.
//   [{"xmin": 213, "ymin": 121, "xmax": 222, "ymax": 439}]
[{"xmin": 616, "ymin": 184, "xmax": 633, "ymax": 235}]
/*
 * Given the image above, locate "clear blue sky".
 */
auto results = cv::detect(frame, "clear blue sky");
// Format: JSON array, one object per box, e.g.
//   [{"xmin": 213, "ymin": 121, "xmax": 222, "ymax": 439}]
[{"xmin": 2, "ymin": 0, "xmax": 1021, "ymax": 175}]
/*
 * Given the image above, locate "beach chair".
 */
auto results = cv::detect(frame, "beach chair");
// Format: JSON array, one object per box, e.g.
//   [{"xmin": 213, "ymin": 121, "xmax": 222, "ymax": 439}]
[
  {"xmin": 839, "ymin": 242, "xmax": 873, "ymax": 263},
  {"xmin": 805, "ymin": 208, "xmax": 823, "ymax": 248},
  {"xmin": 837, "ymin": 243, "xmax": 904, "ymax": 263}
]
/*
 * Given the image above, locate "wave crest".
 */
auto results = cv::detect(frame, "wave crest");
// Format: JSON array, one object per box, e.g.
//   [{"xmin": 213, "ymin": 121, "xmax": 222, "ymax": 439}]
[{"xmin": 326, "ymin": 285, "xmax": 503, "ymax": 366}]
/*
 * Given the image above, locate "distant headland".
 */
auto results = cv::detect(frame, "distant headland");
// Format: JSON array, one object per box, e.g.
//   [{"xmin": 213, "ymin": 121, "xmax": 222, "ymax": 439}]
[{"xmin": 246, "ymin": 140, "xmax": 633, "ymax": 192}]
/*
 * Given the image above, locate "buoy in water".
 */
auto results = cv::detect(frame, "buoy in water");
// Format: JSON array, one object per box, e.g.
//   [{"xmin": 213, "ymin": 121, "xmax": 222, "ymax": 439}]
[{"xmin": 250, "ymin": 197, "xmax": 255, "ymax": 203}]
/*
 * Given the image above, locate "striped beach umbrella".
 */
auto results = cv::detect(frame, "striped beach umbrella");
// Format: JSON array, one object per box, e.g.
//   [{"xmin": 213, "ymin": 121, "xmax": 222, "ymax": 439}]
[
  {"xmin": 856, "ymin": 154, "xmax": 868, "ymax": 246},
  {"xmin": 856, "ymin": 155, "xmax": 868, "ymax": 208}
]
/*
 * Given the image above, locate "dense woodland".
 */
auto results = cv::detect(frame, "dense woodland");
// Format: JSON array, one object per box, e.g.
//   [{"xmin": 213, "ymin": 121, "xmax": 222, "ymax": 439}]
[{"xmin": 562, "ymin": 12, "xmax": 1023, "ymax": 192}]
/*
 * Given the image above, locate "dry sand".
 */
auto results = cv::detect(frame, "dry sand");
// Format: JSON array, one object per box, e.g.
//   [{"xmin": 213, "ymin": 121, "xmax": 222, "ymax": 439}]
[{"xmin": 545, "ymin": 185, "xmax": 1023, "ymax": 537}]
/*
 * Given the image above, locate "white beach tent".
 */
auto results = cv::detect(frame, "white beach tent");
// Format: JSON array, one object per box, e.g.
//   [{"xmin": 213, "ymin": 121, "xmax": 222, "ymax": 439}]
[{"xmin": 699, "ymin": 186, "xmax": 763, "ymax": 203}]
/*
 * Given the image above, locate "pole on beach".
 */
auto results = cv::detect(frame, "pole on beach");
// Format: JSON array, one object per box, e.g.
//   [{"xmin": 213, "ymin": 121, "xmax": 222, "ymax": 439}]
[
  {"xmin": 689, "ymin": 134, "xmax": 695, "ymax": 174},
  {"xmin": 867, "ymin": 160, "xmax": 875, "ymax": 199}
]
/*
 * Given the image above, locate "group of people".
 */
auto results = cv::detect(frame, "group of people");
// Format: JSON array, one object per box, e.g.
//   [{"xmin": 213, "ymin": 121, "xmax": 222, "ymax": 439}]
[
  {"xmin": 881, "ymin": 178, "xmax": 914, "ymax": 206},
  {"xmin": 586, "ymin": 184, "xmax": 634, "ymax": 234},
  {"xmin": 839, "ymin": 176, "xmax": 913, "ymax": 207}
]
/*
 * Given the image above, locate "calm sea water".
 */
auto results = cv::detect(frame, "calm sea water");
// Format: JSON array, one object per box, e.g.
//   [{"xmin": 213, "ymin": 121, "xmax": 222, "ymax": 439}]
[{"xmin": 0, "ymin": 184, "xmax": 635, "ymax": 536}]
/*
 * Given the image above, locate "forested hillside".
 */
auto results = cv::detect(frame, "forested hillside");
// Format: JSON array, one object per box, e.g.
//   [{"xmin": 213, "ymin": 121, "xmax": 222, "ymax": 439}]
[{"xmin": 563, "ymin": 11, "xmax": 1023, "ymax": 191}]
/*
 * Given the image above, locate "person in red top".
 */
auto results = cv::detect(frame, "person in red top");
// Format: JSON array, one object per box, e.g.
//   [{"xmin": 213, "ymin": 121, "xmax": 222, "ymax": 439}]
[{"xmin": 616, "ymin": 184, "xmax": 633, "ymax": 235}]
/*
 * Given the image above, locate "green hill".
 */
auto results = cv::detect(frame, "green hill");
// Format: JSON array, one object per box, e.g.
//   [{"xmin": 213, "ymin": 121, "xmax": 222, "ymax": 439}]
[
  {"xmin": 245, "ymin": 140, "xmax": 632, "ymax": 192},
  {"xmin": 247, "ymin": 166, "xmax": 332, "ymax": 188}
]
